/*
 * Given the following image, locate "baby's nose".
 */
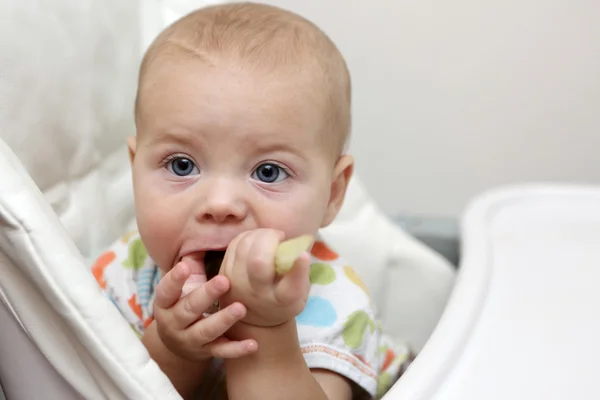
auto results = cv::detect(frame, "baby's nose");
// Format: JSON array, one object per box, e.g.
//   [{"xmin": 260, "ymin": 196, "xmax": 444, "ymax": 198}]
[{"xmin": 194, "ymin": 178, "xmax": 247, "ymax": 223}]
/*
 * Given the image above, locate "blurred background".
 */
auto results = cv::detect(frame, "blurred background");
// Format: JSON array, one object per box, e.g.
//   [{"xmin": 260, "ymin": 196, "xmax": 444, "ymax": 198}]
[
  {"xmin": 159, "ymin": 0, "xmax": 600, "ymax": 217},
  {"xmin": 153, "ymin": 0, "xmax": 600, "ymax": 264},
  {"xmin": 2, "ymin": 0, "xmax": 599, "ymax": 265}
]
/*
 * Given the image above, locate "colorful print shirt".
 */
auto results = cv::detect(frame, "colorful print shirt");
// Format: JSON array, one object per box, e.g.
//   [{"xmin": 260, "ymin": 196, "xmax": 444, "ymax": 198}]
[{"xmin": 91, "ymin": 231, "xmax": 412, "ymax": 399}]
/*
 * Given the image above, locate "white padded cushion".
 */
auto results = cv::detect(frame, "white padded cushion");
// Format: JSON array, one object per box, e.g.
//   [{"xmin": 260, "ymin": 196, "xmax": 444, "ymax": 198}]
[
  {"xmin": 320, "ymin": 177, "xmax": 455, "ymax": 351},
  {"xmin": 0, "ymin": 1, "xmax": 178, "ymax": 397},
  {"xmin": 0, "ymin": 0, "xmax": 140, "ymax": 262},
  {"xmin": 0, "ymin": 138, "xmax": 180, "ymax": 399}
]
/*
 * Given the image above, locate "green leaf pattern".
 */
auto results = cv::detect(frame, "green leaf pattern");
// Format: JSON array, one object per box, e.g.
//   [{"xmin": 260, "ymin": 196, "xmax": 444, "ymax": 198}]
[
  {"xmin": 309, "ymin": 262, "xmax": 336, "ymax": 285},
  {"xmin": 342, "ymin": 310, "xmax": 375, "ymax": 349},
  {"xmin": 122, "ymin": 238, "xmax": 148, "ymax": 270}
]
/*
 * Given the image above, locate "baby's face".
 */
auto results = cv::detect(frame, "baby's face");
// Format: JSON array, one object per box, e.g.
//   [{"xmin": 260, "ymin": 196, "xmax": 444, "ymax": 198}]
[{"xmin": 130, "ymin": 58, "xmax": 350, "ymax": 273}]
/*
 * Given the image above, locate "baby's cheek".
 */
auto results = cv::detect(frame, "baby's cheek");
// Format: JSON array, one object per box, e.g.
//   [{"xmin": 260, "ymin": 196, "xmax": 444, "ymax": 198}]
[
  {"xmin": 260, "ymin": 201, "xmax": 325, "ymax": 238},
  {"xmin": 135, "ymin": 194, "xmax": 182, "ymax": 271},
  {"xmin": 137, "ymin": 220, "xmax": 174, "ymax": 272}
]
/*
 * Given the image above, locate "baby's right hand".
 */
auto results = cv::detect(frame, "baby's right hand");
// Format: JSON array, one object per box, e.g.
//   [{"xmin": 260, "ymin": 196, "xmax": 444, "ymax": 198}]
[{"xmin": 153, "ymin": 260, "xmax": 257, "ymax": 361}]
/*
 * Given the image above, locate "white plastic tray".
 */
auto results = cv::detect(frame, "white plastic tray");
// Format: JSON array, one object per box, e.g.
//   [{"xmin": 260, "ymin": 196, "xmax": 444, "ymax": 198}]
[{"xmin": 386, "ymin": 184, "xmax": 600, "ymax": 399}]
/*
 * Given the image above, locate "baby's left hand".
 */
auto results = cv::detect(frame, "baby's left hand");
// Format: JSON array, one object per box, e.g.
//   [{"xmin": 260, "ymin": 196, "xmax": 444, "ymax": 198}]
[{"xmin": 218, "ymin": 229, "xmax": 311, "ymax": 327}]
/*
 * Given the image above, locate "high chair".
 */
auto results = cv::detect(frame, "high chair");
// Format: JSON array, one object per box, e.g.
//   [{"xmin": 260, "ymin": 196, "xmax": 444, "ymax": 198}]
[
  {"xmin": 0, "ymin": 1, "xmax": 455, "ymax": 398},
  {"xmin": 4, "ymin": 2, "xmax": 600, "ymax": 400}
]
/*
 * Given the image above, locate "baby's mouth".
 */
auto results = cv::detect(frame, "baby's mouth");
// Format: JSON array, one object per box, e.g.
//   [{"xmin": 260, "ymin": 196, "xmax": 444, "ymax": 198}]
[{"xmin": 204, "ymin": 250, "xmax": 226, "ymax": 280}]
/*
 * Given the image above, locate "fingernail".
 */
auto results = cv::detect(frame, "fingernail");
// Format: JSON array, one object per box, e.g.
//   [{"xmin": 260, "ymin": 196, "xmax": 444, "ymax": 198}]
[
  {"xmin": 231, "ymin": 304, "xmax": 245, "ymax": 318},
  {"xmin": 247, "ymin": 340, "xmax": 257, "ymax": 351},
  {"xmin": 213, "ymin": 276, "xmax": 227, "ymax": 291},
  {"xmin": 176, "ymin": 263, "xmax": 189, "ymax": 279}
]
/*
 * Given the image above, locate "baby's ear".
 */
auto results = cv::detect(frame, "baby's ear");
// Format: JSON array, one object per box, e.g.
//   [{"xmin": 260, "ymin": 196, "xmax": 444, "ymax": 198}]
[
  {"xmin": 321, "ymin": 155, "xmax": 354, "ymax": 227},
  {"xmin": 126, "ymin": 136, "xmax": 137, "ymax": 165}
]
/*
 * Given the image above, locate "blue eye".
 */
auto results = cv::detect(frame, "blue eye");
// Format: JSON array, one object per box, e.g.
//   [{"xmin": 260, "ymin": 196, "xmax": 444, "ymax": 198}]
[
  {"xmin": 166, "ymin": 157, "xmax": 199, "ymax": 176},
  {"xmin": 252, "ymin": 163, "xmax": 289, "ymax": 183}
]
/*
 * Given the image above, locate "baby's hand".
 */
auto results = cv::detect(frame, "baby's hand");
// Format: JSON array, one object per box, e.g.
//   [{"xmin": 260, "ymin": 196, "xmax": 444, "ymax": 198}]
[
  {"xmin": 152, "ymin": 260, "xmax": 257, "ymax": 361},
  {"xmin": 218, "ymin": 229, "xmax": 311, "ymax": 327}
]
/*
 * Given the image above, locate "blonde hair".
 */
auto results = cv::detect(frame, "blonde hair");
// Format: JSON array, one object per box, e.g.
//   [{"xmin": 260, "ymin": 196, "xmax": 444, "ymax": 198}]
[{"xmin": 135, "ymin": 2, "xmax": 351, "ymax": 154}]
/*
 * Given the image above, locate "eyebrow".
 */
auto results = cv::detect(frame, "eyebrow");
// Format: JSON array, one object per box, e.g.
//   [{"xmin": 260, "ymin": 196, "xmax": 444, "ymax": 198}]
[
  {"xmin": 144, "ymin": 127, "xmax": 308, "ymax": 160},
  {"xmin": 244, "ymin": 135, "xmax": 306, "ymax": 159},
  {"xmin": 145, "ymin": 129, "xmax": 200, "ymax": 147}
]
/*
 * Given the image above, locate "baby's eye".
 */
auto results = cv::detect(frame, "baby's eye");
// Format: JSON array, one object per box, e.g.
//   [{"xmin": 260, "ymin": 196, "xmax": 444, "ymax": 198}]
[
  {"xmin": 251, "ymin": 163, "xmax": 289, "ymax": 184},
  {"xmin": 166, "ymin": 157, "xmax": 199, "ymax": 176}
]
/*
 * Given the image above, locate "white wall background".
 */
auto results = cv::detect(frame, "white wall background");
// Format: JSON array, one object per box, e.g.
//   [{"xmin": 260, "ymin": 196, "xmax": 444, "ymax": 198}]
[{"xmin": 151, "ymin": 0, "xmax": 600, "ymax": 217}]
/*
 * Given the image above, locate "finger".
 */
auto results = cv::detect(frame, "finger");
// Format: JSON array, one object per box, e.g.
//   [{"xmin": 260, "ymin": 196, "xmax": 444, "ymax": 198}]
[
  {"xmin": 231, "ymin": 230, "xmax": 255, "ymax": 265},
  {"xmin": 221, "ymin": 230, "xmax": 251, "ymax": 277},
  {"xmin": 186, "ymin": 301, "xmax": 247, "ymax": 343},
  {"xmin": 180, "ymin": 254, "xmax": 208, "ymax": 296},
  {"xmin": 181, "ymin": 253, "xmax": 207, "ymax": 276},
  {"xmin": 246, "ymin": 229, "xmax": 283, "ymax": 287},
  {"xmin": 181, "ymin": 273, "xmax": 208, "ymax": 298},
  {"xmin": 154, "ymin": 261, "xmax": 190, "ymax": 310},
  {"xmin": 274, "ymin": 251, "xmax": 311, "ymax": 305},
  {"xmin": 173, "ymin": 275, "xmax": 231, "ymax": 328},
  {"xmin": 205, "ymin": 337, "xmax": 258, "ymax": 359}
]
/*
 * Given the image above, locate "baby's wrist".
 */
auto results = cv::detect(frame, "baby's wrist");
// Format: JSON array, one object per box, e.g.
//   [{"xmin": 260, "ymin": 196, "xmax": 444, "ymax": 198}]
[
  {"xmin": 225, "ymin": 319, "xmax": 306, "ymax": 377},
  {"xmin": 229, "ymin": 318, "xmax": 298, "ymax": 343},
  {"xmin": 143, "ymin": 321, "xmax": 213, "ymax": 398},
  {"xmin": 238, "ymin": 311, "xmax": 296, "ymax": 330}
]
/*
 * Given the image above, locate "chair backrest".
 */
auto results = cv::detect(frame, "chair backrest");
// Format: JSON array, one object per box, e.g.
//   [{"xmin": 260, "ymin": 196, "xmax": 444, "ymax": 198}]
[
  {"xmin": 0, "ymin": 293, "xmax": 83, "ymax": 400},
  {"xmin": 0, "ymin": 1, "xmax": 180, "ymax": 399},
  {"xmin": 0, "ymin": 0, "xmax": 141, "ymax": 263},
  {"xmin": 0, "ymin": 135, "xmax": 181, "ymax": 399}
]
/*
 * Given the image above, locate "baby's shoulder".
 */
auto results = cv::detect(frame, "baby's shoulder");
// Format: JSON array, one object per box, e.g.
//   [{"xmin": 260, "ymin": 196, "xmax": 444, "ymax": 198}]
[
  {"xmin": 308, "ymin": 239, "xmax": 371, "ymax": 292},
  {"xmin": 297, "ymin": 239, "xmax": 382, "ymax": 394},
  {"xmin": 90, "ymin": 230, "xmax": 158, "ymax": 334},
  {"xmin": 92, "ymin": 230, "xmax": 151, "ymax": 267},
  {"xmin": 90, "ymin": 230, "xmax": 157, "ymax": 292},
  {"xmin": 305, "ymin": 239, "xmax": 375, "ymax": 317}
]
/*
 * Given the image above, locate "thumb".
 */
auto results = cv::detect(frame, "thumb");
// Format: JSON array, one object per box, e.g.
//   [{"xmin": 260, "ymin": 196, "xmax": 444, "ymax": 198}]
[
  {"xmin": 274, "ymin": 252, "xmax": 311, "ymax": 305},
  {"xmin": 180, "ymin": 255, "xmax": 208, "ymax": 297},
  {"xmin": 181, "ymin": 253, "xmax": 207, "ymax": 276}
]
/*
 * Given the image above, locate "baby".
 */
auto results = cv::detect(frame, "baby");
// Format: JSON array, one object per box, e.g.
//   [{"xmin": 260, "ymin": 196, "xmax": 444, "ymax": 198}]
[{"xmin": 92, "ymin": 2, "xmax": 412, "ymax": 399}]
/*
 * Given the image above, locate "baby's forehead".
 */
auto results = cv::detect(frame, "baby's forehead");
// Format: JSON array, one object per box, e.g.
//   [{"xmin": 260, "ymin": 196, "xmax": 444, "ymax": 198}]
[
  {"xmin": 136, "ymin": 3, "xmax": 350, "ymax": 156},
  {"xmin": 139, "ymin": 57, "xmax": 345, "ymax": 159}
]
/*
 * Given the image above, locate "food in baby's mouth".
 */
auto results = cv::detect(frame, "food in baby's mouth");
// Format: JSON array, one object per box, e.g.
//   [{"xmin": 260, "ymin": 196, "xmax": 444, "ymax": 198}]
[
  {"xmin": 202, "ymin": 235, "xmax": 314, "ymax": 279},
  {"xmin": 275, "ymin": 235, "xmax": 314, "ymax": 274}
]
